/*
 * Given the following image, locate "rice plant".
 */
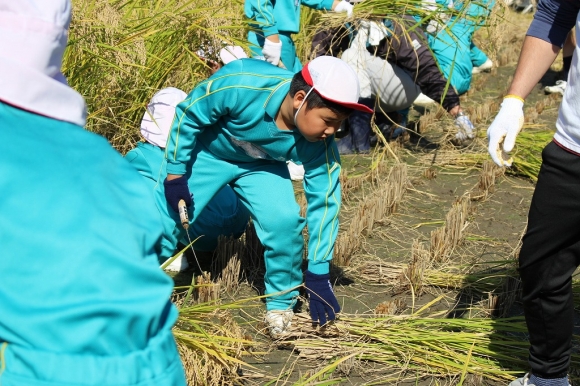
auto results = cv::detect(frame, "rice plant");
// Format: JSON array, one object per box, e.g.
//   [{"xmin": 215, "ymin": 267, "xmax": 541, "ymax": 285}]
[{"xmin": 66, "ymin": 0, "xmax": 248, "ymax": 153}]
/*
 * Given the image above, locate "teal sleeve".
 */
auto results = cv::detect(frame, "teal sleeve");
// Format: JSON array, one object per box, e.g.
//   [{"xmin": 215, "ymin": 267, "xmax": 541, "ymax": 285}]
[
  {"xmin": 303, "ymin": 138, "xmax": 341, "ymax": 275},
  {"xmin": 301, "ymin": 0, "xmax": 335, "ymax": 11},
  {"xmin": 165, "ymin": 68, "xmax": 240, "ymax": 175},
  {"xmin": 244, "ymin": 0, "xmax": 279, "ymax": 36}
]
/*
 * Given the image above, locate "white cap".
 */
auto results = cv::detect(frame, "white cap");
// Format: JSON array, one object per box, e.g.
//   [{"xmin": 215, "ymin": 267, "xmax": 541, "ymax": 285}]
[
  {"xmin": 219, "ymin": 46, "xmax": 247, "ymax": 65},
  {"xmin": 140, "ymin": 87, "xmax": 187, "ymax": 148},
  {"xmin": 0, "ymin": 0, "xmax": 86, "ymax": 126},
  {"xmin": 301, "ymin": 56, "xmax": 373, "ymax": 114}
]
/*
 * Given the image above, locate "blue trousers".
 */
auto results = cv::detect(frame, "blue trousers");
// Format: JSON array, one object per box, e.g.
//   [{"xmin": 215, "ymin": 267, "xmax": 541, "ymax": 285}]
[{"xmin": 0, "ymin": 102, "xmax": 185, "ymax": 385}]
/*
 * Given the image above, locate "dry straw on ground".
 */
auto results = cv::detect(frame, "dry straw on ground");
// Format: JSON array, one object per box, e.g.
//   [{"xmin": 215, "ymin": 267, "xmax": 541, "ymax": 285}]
[{"xmin": 334, "ymin": 163, "xmax": 408, "ymax": 266}]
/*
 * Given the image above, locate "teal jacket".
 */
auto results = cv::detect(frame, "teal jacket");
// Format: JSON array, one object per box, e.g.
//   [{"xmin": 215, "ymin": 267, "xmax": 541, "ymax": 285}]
[
  {"xmin": 165, "ymin": 58, "xmax": 341, "ymax": 274},
  {"xmin": 245, "ymin": 0, "xmax": 334, "ymax": 36}
]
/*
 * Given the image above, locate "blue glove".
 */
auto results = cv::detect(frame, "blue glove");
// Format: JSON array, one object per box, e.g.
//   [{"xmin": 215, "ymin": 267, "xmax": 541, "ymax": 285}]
[
  {"xmin": 304, "ymin": 270, "xmax": 341, "ymax": 326},
  {"xmin": 163, "ymin": 175, "xmax": 192, "ymax": 213}
]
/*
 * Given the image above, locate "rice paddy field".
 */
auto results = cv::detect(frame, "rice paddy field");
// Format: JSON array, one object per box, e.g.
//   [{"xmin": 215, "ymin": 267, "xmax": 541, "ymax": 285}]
[{"xmin": 67, "ymin": 1, "xmax": 576, "ymax": 385}]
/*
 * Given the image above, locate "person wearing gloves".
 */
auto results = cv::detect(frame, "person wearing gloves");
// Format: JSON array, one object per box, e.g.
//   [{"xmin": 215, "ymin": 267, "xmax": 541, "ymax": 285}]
[
  {"xmin": 244, "ymin": 0, "xmax": 353, "ymax": 72},
  {"xmin": 426, "ymin": 0, "xmax": 495, "ymax": 94},
  {"xmin": 315, "ymin": 17, "xmax": 475, "ymax": 154},
  {"xmin": 126, "ymin": 86, "xmax": 250, "ymax": 264},
  {"xmin": 0, "ymin": 1, "xmax": 186, "ymax": 385},
  {"xmin": 162, "ymin": 56, "xmax": 372, "ymax": 337},
  {"xmin": 486, "ymin": 0, "xmax": 580, "ymax": 384}
]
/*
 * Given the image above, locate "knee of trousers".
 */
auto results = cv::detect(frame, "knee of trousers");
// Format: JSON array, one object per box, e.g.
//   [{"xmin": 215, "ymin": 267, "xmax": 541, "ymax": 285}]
[{"xmin": 258, "ymin": 207, "xmax": 305, "ymax": 255}]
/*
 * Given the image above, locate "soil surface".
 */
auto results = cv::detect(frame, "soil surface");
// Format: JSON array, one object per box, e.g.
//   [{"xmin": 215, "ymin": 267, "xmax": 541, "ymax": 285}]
[{"xmin": 172, "ymin": 10, "xmax": 574, "ymax": 386}]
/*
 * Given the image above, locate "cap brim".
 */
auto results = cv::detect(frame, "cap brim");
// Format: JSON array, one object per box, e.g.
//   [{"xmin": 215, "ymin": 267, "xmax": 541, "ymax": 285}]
[
  {"xmin": 301, "ymin": 64, "xmax": 373, "ymax": 114},
  {"xmin": 321, "ymin": 95, "xmax": 374, "ymax": 114}
]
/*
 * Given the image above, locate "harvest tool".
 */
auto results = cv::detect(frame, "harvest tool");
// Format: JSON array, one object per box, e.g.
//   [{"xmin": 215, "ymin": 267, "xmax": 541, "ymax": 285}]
[{"xmin": 178, "ymin": 199, "xmax": 203, "ymax": 273}]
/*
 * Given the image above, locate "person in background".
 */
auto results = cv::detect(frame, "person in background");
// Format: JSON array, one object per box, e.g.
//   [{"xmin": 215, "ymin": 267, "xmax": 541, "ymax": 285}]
[
  {"xmin": 426, "ymin": 0, "xmax": 496, "ymax": 94},
  {"xmin": 0, "ymin": 1, "xmax": 186, "ymax": 385},
  {"xmin": 486, "ymin": 0, "xmax": 580, "ymax": 383},
  {"xmin": 162, "ymin": 56, "xmax": 372, "ymax": 337},
  {"xmin": 245, "ymin": 0, "xmax": 353, "ymax": 71},
  {"xmin": 313, "ymin": 18, "xmax": 475, "ymax": 154},
  {"xmin": 126, "ymin": 85, "xmax": 250, "ymax": 271}
]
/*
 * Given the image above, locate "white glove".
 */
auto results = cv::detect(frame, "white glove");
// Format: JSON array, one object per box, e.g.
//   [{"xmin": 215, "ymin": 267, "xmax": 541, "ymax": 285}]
[
  {"xmin": 487, "ymin": 96, "xmax": 524, "ymax": 167},
  {"xmin": 426, "ymin": 19, "xmax": 442, "ymax": 35},
  {"xmin": 334, "ymin": 0, "xmax": 353, "ymax": 17},
  {"xmin": 262, "ymin": 37, "xmax": 282, "ymax": 66},
  {"xmin": 454, "ymin": 112, "xmax": 475, "ymax": 141}
]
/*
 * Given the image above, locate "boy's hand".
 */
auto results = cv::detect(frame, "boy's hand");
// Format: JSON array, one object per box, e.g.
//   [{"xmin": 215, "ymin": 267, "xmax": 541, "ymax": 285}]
[
  {"xmin": 164, "ymin": 174, "xmax": 192, "ymax": 214},
  {"xmin": 487, "ymin": 96, "xmax": 524, "ymax": 167},
  {"xmin": 305, "ymin": 270, "xmax": 341, "ymax": 326},
  {"xmin": 262, "ymin": 36, "xmax": 282, "ymax": 66}
]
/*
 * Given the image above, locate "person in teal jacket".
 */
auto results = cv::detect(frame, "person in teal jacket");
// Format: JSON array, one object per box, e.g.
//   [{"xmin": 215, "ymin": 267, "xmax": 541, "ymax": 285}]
[
  {"xmin": 0, "ymin": 1, "xmax": 186, "ymax": 385},
  {"xmin": 125, "ymin": 87, "xmax": 250, "ymax": 259},
  {"xmin": 426, "ymin": 0, "xmax": 495, "ymax": 94},
  {"xmin": 162, "ymin": 56, "xmax": 372, "ymax": 337},
  {"xmin": 245, "ymin": 0, "xmax": 353, "ymax": 71}
]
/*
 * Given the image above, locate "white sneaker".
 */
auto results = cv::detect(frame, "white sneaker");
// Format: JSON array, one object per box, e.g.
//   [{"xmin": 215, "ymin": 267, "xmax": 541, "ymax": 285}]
[
  {"xmin": 472, "ymin": 58, "xmax": 493, "ymax": 74},
  {"xmin": 544, "ymin": 80, "xmax": 567, "ymax": 96},
  {"xmin": 413, "ymin": 93, "xmax": 436, "ymax": 106},
  {"xmin": 287, "ymin": 161, "xmax": 305, "ymax": 181},
  {"xmin": 264, "ymin": 310, "xmax": 293, "ymax": 338},
  {"xmin": 163, "ymin": 252, "xmax": 189, "ymax": 272}
]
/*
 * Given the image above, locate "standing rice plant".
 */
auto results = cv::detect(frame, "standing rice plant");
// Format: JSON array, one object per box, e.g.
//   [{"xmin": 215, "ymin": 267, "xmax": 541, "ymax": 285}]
[{"xmin": 66, "ymin": 0, "xmax": 248, "ymax": 153}]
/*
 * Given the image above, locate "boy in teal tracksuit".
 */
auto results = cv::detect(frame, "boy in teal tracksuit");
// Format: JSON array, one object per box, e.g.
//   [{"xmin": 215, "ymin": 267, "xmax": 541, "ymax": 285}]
[
  {"xmin": 245, "ymin": 0, "xmax": 353, "ymax": 71},
  {"xmin": 125, "ymin": 87, "xmax": 249, "ymax": 258},
  {"xmin": 162, "ymin": 56, "xmax": 372, "ymax": 336},
  {"xmin": 0, "ymin": 1, "xmax": 185, "ymax": 385},
  {"xmin": 427, "ymin": 0, "xmax": 495, "ymax": 94}
]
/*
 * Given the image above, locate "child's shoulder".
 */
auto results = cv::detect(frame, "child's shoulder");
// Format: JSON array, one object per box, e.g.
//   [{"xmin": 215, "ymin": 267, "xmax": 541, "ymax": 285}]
[{"xmin": 220, "ymin": 58, "xmax": 294, "ymax": 78}]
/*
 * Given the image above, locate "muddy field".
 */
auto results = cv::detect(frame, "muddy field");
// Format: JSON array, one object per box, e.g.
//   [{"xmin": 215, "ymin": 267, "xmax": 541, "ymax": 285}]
[{"xmin": 172, "ymin": 10, "xmax": 574, "ymax": 385}]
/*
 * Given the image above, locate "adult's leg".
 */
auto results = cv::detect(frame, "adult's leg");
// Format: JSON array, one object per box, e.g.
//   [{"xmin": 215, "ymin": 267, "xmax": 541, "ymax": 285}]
[
  {"xmin": 231, "ymin": 161, "xmax": 305, "ymax": 311},
  {"xmin": 519, "ymin": 141, "xmax": 580, "ymax": 379}
]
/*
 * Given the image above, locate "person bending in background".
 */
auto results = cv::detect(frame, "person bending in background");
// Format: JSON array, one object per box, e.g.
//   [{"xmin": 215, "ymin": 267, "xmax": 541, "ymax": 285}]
[
  {"xmin": 312, "ymin": 18, "xmax": 475, "ymax": 154},
  {"xmin": 426, "ymin": 0, "xmax": 496, "ymax": 94},
  {"xmin": 0, "ymin": 1, "xmax": 186, "ymax": 385},
  {"xmin": 126, "ymin": 86, "xmax": 250, "ymax": 270},
  {"xmin": 486, "ymin": 0, "xmax": 580, "ymax": 383},
  {"xmin": 161, "ymin": 56, "xmax": 373, "ymax": 338}
]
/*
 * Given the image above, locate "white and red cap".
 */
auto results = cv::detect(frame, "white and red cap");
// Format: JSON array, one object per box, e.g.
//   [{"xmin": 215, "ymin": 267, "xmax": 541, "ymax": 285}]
[
  {"xmin": 140, "ymin": 87, "xmax": 187, "ymax": 148},
  {"xmin": 0, "ymin": 0, "xmax": 87, "ymax": 126},
  {"xmin": 301, "ymin": 56, "xmax": 373, "ymax": 114}
]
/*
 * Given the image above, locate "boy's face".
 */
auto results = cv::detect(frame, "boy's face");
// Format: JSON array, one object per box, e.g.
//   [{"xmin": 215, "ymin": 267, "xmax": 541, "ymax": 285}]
[{"xmin": 293, "ymin": 90, "xmax": 349, "ymax": 142}]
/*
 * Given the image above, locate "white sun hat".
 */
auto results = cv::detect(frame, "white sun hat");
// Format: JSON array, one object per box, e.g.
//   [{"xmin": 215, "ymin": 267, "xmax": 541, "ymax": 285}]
[
  {"xmin": 0, "ymin": 0, "xmax": 86, "ymax": 126},
  {"xmin": 219, "ymin": 46, "xmax": 248, "ymax": 65},
  {"xmin": 140, "ymin": 87, "xmax": 188, "ymax": 148},
  {"xmin": 301, "ymin": 56, "xmax": 374, "ymax": 114}
]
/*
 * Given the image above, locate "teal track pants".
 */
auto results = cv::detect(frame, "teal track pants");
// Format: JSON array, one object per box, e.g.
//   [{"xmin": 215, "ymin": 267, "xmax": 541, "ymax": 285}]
[{"xmin": 166, "ymin": 143, "xmax": 305, "ymax": 310}]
